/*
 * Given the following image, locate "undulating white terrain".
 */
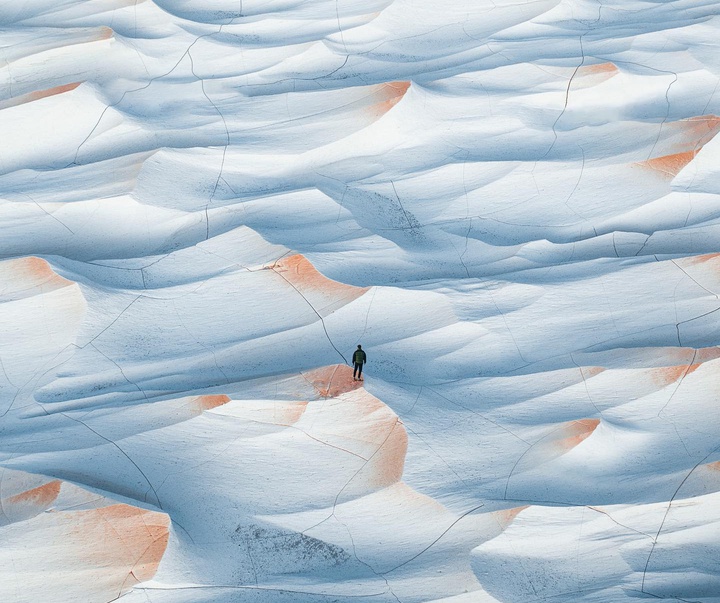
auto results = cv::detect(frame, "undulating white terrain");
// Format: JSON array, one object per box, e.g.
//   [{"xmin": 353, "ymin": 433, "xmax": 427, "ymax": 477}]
[{"xmin": 1, "ymin": 1, "xmax": 720, "ymax": 601}]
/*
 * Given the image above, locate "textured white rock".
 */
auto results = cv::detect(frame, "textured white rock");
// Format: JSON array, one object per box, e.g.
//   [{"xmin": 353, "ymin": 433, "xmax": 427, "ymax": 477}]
[{"xmin": 1, "ymin": 0, "xmax": 720, "ymax": 602}]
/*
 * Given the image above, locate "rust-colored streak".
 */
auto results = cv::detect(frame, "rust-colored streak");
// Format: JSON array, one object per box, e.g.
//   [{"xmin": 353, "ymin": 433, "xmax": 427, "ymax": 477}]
[
  {"xmin": 579, "ymin": 62, "xmax": 618, "ymax": 75},
  {"xmin": 573, "ymin": 62, "xmax": 618, "ymax": 88},
  {"xmin": 368, "ymin": 81, "xmax": 411, "ymax": 117},
  {"xmin": 696, "ymin": 347, "xmax": 720, "ymax": 363},
  {"xmin": 650, "ymin": 363, "xmax": 700, "ymax": 387},
  {"xmin": 0, "ymin": 256, "xmax": 75, "ymax": 300},
  {"xmin": 554, "ymin": 419, "xmax": 600, "ymax": 451},
  {"xmin": 368, "ymin": 420, "xmax": 409, "ymax": 489},
  {"xmin": 493, "ymin": 505, "xmax": 529, "ymax": 530},
  {"xmin": 7, "ymin": 480, "xmax": 61, "ymax": 507},
  {"xmin": 636, "ymin": 150, "xmax": 700, "ymax": 178},
  {"xmin": 70, "ymin": 504, "xmax": 170, "ymax": 593},
  {"xmin": 27, "ymin": 82, "xmax": 82, "ymax": 103},
  {"xmin": 95, "ymin": 26, "xmax": 114, "ymax": 41},
  {"xmin": 0, "ymin": 82, "xmax": 82, "ymax": 111},
  {"xmin": 271, "ymin": 254, "xmax": 368, "ymax": 316},
  {"xmin": 580, "ymin": 366, "xmax": 605, "ymax": 379},
  {"xmin": 191, "ymin": 395, "xmax": 231, "ymax": 412},
  {"xmin": 304, "ymin": 364, "xmax": 362, "ymax": 398},
  {"xmin": 274, "ymin": 254, "xmax": 367, "ymax": 295},
  {"xmin": 684, "ymin": 253, "xmax": 720, "ymax": 266},
  {"xmin": 706, "ymin": 461, "xmax": 720, "ymax": 471},
  {"xmin": 676, "ymin": 115, "xmax": 720, "ymax": 147},
  {"xmin": 636, "ymin": 114, "xmax": 720, "ymax": 178}
]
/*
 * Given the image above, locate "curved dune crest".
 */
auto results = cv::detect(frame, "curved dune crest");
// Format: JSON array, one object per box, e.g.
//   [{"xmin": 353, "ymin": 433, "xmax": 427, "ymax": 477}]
[
  {"xmin": 0, "ymin": 82, "xmax": 82, "ymax": 111},
  {"xmin": 368, "ymin": 81, "xmax": 411, "ymax": 117},
  {"xmin": 552, "ymin": 418, "xmax": 600, "ymax": 451},
  {"xmin": 0, "ymin": 256, "xmax": 75, "ymax": 301},
  {"xmin": 271, "ymin": 254, "xmax": 369, "ymax": 315}
]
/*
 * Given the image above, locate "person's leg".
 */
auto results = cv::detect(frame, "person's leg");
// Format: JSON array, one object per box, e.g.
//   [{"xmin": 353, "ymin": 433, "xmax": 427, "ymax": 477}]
[
  {"xmin": 353, "ymin": 363, "xmax": 359, "ymax": 379},
  {"xmin": 357, "ymin": 363, "xmax": 363, "ymax": 379}
]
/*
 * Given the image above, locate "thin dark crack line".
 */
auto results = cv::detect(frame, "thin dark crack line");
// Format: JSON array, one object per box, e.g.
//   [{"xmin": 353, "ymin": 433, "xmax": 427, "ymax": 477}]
[
  {"xmin": 90, "ymin": 342, "xmax": 149, "ymax": 403},
  {"xmin": 187, "ymin": 21, "xmax": 233, "ymax": 240},
  {"xmin": 17, "ymin": 192, "xmax": 76, "ymax": 234},
  {"xmin": 570, "ymin": 353, "xmax": 604, "ymax": 417},
  {"xmin": 425, "ymin": 386, "xmax": 530, "ymax": 445},
  {"xmin": 270, "ymin": 264, "xmax": 349, "ymax": 365},
  {"xmin": 586, "ymin": 506, "xmax": 655, "ymax": 540},
  {"xmin": 332, "ymin": 517, "xmax": 402, "ymax": 603},
  {"xmin": 657, "ymin": 349, "xmax": 697, "ymax": 418},
  {"xmin": 640, "ymin": 444, "xmax": 720, "ymax": 594},
  {"xmin": 503, "ymin": 420, "xmax": 593, "ymax": 500},
  {"xmin": 381, "ymin": 503, "xmax": 484, "ymax": 574},
  {"xmin": 390, "ymin": 180, "xmax": 415, "ymax": 231},
  {"xmin": 404, "ymin": 424, "xmax": 470, "ymax": 488},
  {"xmin": 302, "ymin": 419, "xmax": 402, "ymax": 535},
  {"xmin": 541, "ymin": 35, "xmax": 586, "ymax": 160},
  {"xmin": 670, "ymin": 259, "xmax": 719, "ymax": 299},
  {"xmin": 69, "ymin": 30, "xmax": 221, "ymax": 167},
  {"xmin": 49, "ymin": 406, "xmax": 163, "ymax": 508}
]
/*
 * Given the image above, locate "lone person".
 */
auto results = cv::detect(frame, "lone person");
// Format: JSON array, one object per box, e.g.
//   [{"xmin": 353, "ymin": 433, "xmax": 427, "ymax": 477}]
[{"xmin": 352, "ymin": 345, "xmax": 367, "ymax": 381}]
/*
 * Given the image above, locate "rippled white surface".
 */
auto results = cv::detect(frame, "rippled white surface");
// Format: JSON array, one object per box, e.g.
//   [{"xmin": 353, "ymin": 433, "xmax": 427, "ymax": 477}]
[{"xmin": 2, "ymin": 1, "xmax": 720, "ymax": 602}]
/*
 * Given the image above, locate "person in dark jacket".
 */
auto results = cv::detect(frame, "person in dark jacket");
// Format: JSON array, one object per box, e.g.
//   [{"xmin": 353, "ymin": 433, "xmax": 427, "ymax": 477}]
[{"xmin": 352, "ymin": 345, "xmax": 367, "ymax": 381}]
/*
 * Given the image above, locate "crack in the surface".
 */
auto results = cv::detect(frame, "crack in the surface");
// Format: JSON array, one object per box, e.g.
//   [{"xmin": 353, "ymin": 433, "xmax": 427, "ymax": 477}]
[
  {"xmin": 302, "ymin": 418, "xmax": 402, "ymax": 535},
  {"xmin": 390, "ymin": 180, "xmax": 417, "ymax": 232},
  {"xmin": 270, "ymin": 262, "xmax": 349, "ymax": 365},
  {"xmin": 586, "ymin": 506, "xmax": 655, "ymax": 540},
  {"xmin": 89, "ymin": 342, "xmax": 149, "ymax": 403},
  {"xmin": 382, "ymin": 503, "xmax": 484, "ymax": 575},
  {"xmin": 570, "ymin": 354, "xmax": 604, "ymax": 417},
  {"xmin": 675, "ymin": 304, "xmax": 720, "ymax": 347},
  {"xmin": 541, "ymin": 36, "xmax": 586, "ymax": 160},
  {"xmin": 54, "ymin": 407, "xmax": 163, "ymax": 508},
  {"xmin": 640, "ymin": 444, "xmax": 720, "ymax": 595},
  {"xmin": 425, "ymin": 386, "xmax": 530, "ymax": 445},
  {"xmin": 404, "ymin": 423, "xmax": 470, "ymax": 488},
  {"xmin": 657, "ymin": 349, "xmax": 697, "ymax": 418},
  {"xmin": 334, "ymin": 516, "xmax": 402, "ymax": 603},
  {"xmin": 187, "ymin": 21, "xmax": 233, "ymax": 241}
]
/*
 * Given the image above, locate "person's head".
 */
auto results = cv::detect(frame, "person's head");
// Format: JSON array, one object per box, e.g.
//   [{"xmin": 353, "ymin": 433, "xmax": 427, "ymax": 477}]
[{"xmin": 357, "ymin": 345, "xmax": 362, "ymax": 349}]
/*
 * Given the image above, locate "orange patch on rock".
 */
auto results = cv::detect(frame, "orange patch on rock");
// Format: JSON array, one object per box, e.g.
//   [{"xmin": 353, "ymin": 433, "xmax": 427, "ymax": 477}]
[
  {"xmin": 554, "ymin": 419, "xmax": 600, "ymax": 451},
  {"xmin": 579, "ymin": 62, "xmax": 618, "ymax": 75},
  {"xmin": 303, "ymin": 364, "xmax": 362, "ymax": 398},
  {"xmin": 676, "ymin": 115, "xmax": 720, "ymax": 145},
  {"xmin": 368, "ymin": 81, "xmax": 411, "ymax": 117},
  {"xmin": 637, "ymin": 115, "xmax": 720, "ymax": 178},
  {"xmin": 190, "ymin": 394, "xmax": 231, "ymax": 412},
  {"xmin": 271, "ymin": 254, "xmax": 368, "ymax": 316},
  {"xmin": 0, "ymin": 82, "xmax": 82, "ymax": 111},
  {"xmin": 684, "ymin": 252, "xmax": 720, "ymax": 266},
  {"xmin": 95, "ymin": 26, "xmax": 114, "ymax": 41},
  {"xmin": 650, "ymin": 363, "xmax": 700, "ymax": 387},
  {"xmin": 706, "ymin": 461, "xmax": 720, "ymax": 471},
  {"xmin": 493, "ymin": 505, "xmax": 529, "ymax": 530},
  {"xmin": 637, "ymin": 150, "xmax": 700, "ymax": 178},
  {"xmin": 26, "ymin": 82, "xmax": 82, "ymax": 103},
  {"xmin": 367, "ymin": 419, "xmax": 408, "ymax": 489},
  {"xmin": 7, "ymin": 480, "xmax": 61, "ymax": 508},
  {"xmin": 0, "ymin": 256, "xmax": 75, "ymax": 301},
  {"xmin": 68, "ymin": 504, "xmax": 169, "ymax": 593},
  {"xmin": 580, "ymin": 366, "xmax": 605, "ymax": 379}
]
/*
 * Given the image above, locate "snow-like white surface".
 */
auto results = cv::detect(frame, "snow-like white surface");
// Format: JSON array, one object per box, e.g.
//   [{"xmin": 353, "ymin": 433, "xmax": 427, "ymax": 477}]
[{"xmin": 1, "ymin": 0, "xmax": 720, "ymax": 601}]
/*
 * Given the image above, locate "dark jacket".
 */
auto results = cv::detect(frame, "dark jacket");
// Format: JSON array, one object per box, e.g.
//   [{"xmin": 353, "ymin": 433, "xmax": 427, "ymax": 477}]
[{"xmin": 353, "ymin": 349, "xmax": 367, "ymax": 364}]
